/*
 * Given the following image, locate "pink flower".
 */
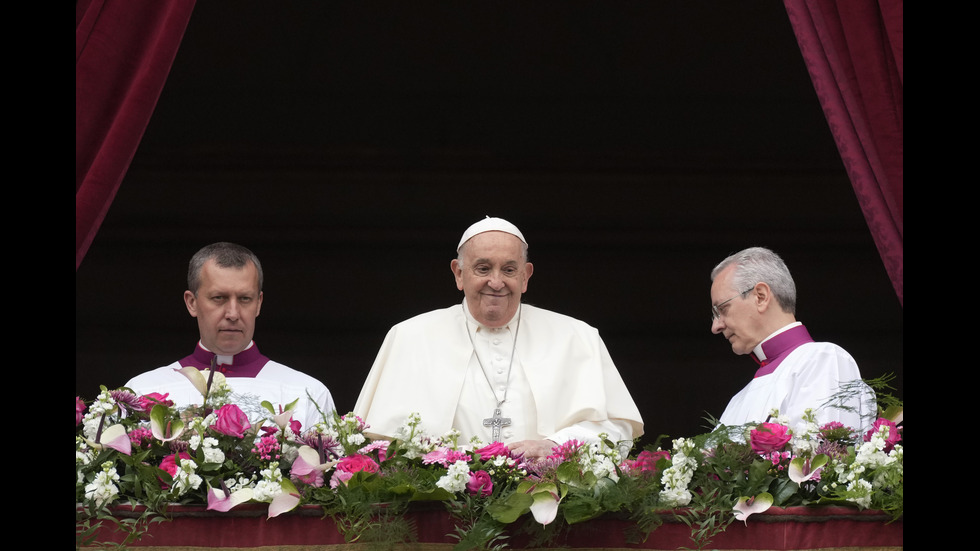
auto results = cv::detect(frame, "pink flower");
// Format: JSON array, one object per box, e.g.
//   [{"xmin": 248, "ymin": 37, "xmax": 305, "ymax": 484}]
[
  {"xmin": 129, "ymin": 427, "xmax": 154, "ymax": 448},
  {"xmin": 290, "ymin": 418, "xmax": 302, "ymax": 434},
  {"xmin": 330, "ymin": 470, "xmax": 355, "ymax": 488},
  {"xmin": 211, "ymin": 404, "xmax": 251, "ymax": 438},
  {"xmin": 252, "ymin": 435, "xmax": 282, "ymax": 461},
  {"xmin": 864, "ymin": 418, "xmax": 901, "ymax": 452},
  {"xmin": 138, "ymin": 392, "xmax": 174, "ymax": 412},
  {"xmin": 546, "ymin": 440, "xmax": 584, "ymax": 462},
  {"xmin": 76, "ymin": 397, "xmax": 86, "ymax": 426},
  {"xmin": 631, "ymin": 450, "xmax": 671, "ymax": 475},
  {"xmin": 467, "ymin": 470, "xmax": 493, "ymax": 496},
  {"xmin": 359, "ymin": 440, "xmax": 392, "ymax": 462},
  {"xmin": 750, "ymin": 422, "xmax": 792, "ymax": 454},
  {"xmin": 292, "ymin": 469, "xmax": 325, "ymax": 488},
  {"xmin": 473, "ymin": 441, "xmax": 511, "ymax": 461},
  {"xmin": 423, "ymin": 447, "xmax": 472, "ymax": 467},
  {"xmin": 336, "ymin": 454, "xmax": 380, "ymax": 474},
  {"xmin": 159, "ymin": 452, "xmax": 193, "ymax": 488}
]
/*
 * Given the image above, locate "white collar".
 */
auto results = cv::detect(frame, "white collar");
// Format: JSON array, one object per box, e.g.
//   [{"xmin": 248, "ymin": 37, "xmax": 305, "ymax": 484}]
[{"xmin": 752, "ymin": 322, "xmax": 802, "ymax": 361}]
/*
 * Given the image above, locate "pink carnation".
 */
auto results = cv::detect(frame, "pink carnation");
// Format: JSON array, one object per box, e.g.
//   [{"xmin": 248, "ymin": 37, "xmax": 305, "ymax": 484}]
[
  {"xmin": 467, "ymin": 470, "xmax": 493, "ymax": 496},
  {"xmin": 330, "ymin": 470, "xmax": 354, "ymax": 488},
  {"xmin": 359, "ymin": 440, "xmax": 392, "ymax": 462},
  {"xmin": 211, "ymin": 404, "xmax": 251, "ymax": 438},
  {"xmin": 750, "ymin": 422, "xmax": 792, "ymax": 454}
]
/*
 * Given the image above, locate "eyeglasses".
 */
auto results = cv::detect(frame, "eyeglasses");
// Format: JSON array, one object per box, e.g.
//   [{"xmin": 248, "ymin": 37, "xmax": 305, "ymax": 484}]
[{"xmin": 711, "ymin": 287, "xmax": 754, "ymax": 321}]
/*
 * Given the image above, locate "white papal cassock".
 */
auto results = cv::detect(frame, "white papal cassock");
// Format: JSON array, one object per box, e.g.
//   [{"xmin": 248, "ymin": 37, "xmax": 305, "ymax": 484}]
[{"xmin": 354, "ymin": 301, "xmax": 643, "ymax": 446}]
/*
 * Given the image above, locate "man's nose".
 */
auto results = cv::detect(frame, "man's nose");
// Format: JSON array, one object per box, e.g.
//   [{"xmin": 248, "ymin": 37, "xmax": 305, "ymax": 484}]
[
  {"xmin": 487, "ymin": 272, "xmax": 506, "ymax": 289},
  {"xmin": 710, "ymin": 317, "xmax": 724, "ymax": 334},
  {"xmin": 225, "ymin": 300, "xmax": 240, "ymax": 320}
]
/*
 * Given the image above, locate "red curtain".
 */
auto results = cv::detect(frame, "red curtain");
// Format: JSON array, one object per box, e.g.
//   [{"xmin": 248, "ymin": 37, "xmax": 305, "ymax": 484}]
[
  {"xmin": 75, "ymin": 0, "xmax": 196, "ymax": 271},
  {"xmin": 783, "ymin": 0, "xmax": 904, "ymax": 306}
]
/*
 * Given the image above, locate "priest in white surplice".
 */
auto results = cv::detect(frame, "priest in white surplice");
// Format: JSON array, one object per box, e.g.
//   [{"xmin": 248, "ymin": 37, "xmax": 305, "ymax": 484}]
[
  {"xmin": 354, "ymin": 217, "xmax": 643, "ymax": 459},
  {"xmin": 709, "ymin": 247, "xmax": 876, "ymax": 434}
]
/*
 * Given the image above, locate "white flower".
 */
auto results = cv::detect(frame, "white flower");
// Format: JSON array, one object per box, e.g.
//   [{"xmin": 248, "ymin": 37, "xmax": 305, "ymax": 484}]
[
  {"xmin": 172, "ymin": 457, "xmax": 203, "ymax": 496},
  {"xmin": 253, "ymin": 462, "xmax": 285, "ymax": 502},
  {"xmin": 84, "ymin": 461, "xmax": 121, "ymax": 507},
  {"xmin": 436, "ymin": 460, "xmax": 471, "ymax": 493},
  {"xmin": 658, "ymin": 438, "xmax": 699, "ymax": 507}
]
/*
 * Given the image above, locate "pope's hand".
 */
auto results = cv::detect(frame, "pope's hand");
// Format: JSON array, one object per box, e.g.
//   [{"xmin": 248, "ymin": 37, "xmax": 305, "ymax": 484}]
[{"xmin": 508, "ymin": 439, "xmax": 558, "ymax": 460}]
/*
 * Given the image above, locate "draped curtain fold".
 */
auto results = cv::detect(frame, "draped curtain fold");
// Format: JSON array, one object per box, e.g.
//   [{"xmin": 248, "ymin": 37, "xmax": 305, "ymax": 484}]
[
  {"xmin": 783, "ymin": 0, "xmax": 904, "ymax": 306},
  {"xmin": 75, "ymin": 0, "xmax": 196, "ymax": 271}
]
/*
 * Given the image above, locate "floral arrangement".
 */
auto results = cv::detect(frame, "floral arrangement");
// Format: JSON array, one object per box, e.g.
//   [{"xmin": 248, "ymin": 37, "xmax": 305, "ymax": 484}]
[{"xmin": 76, "ymin": 371, "xmax": 903, "ymax": 550}]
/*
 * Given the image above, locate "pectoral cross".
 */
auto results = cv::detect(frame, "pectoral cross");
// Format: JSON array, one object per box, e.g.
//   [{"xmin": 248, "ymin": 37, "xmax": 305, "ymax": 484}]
[{"xmin": 483, "ymin": 407, "xmax": 511, "ymax": 441}]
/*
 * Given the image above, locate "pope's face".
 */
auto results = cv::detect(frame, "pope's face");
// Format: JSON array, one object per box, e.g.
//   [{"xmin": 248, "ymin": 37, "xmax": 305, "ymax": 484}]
[
  {"xmin": 710, "ymin": 264, "xmax": 762, "ymax": 355},
  {"xmin": 184, "ymin": 259, "xmax": 263, "ymax": 356},
  {"xmin": 452, "ymin": 231, "xmax": 533, "ymax": 328}
]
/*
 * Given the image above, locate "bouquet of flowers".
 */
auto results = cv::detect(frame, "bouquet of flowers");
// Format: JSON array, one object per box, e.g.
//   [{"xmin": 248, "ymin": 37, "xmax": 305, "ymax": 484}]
[{"xmin": 76, "ymin": 372, "xmax": 902, "ymax": 550}]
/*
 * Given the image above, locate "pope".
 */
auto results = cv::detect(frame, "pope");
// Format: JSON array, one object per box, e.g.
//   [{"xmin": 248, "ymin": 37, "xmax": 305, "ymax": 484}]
[{"xmin": 353, "ymin": 217, "xmax": 644, "ymax": 459}]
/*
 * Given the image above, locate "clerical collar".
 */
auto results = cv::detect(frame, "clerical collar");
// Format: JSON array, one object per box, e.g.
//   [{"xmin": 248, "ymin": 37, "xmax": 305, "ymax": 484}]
[
  {"xmin": 750, "ymin": 323, "xmax": 813, "ymax": 378},
  {"xmin": 461, "ymin": 300, "xmax": 520, "ymax": 332},
  {"xmin": 181, "ymin": 341, "xmax": 269, "ymax": 377}
]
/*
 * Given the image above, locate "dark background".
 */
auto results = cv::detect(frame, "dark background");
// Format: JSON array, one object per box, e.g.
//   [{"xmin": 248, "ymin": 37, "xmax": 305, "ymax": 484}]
[{"xmin": 75, "ymin": 2, "xmax": 903, "ymax": 447}]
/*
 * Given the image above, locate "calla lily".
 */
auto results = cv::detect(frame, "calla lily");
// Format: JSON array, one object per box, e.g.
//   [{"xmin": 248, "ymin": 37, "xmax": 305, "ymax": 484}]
[
  {"xmin": 789, "ymin": 454, "xmax": 828, "ymax": 484},
  {"xmin": 524, "ymin": 482, "xmax": 563, "ymax": 526},
  {"xmin": 176, "ymin": 366, "xmax": 210, "ymax": 397},
  {"xmin": 149, "ymin": 404, "xmax": 186, "ymax": 442},
  {"xmin": 263, "ymin": 398, "xmax": 300, "ymax": 430},
  {"xmin": 206, "ymin": 483, "xmax": 254, "ymax": 512},
  {"xmin": 529, "ymin": 490, "xmax": 561, "ymax": 525},
  {"xmin": 733, "ymin": 492, "xmax": 773, "ymax": 524},
  {"xmin": 291, "ymin": 445, "xmax": 337, "ymax": 481},
  {"xmin": 86, "ymin": 423, "xmax": 132, "ymax": 455},
  {"xmin": 268, "ymin": 479, "xmax": 302, "ymax": 518}
]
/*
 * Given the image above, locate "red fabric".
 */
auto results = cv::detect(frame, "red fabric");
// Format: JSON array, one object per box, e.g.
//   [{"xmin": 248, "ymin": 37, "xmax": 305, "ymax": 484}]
[
  {"xmin": 784, "ymin": 0, "xmax": 904, "ymax": 306},
  {"xmin": 75, "ymin": 0, "xmax": 196, "ymax": 270},
  {"xmin": 89, "ymin": 505, "xmax": 902, "ymax": 549}
]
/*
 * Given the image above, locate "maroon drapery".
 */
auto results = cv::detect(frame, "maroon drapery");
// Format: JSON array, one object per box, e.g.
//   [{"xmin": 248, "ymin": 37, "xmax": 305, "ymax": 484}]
[
  {"xmin": 784, "ymin": 0, "xmax": 904, "ymax": 306},
  {"xmin": 75, "ymin": 0, "xmax": 196, "ymax": 271}
]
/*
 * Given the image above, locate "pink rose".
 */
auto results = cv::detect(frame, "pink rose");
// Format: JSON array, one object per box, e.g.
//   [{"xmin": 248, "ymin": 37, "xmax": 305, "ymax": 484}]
[
  {"xmin": 139, "ymin": 392, "xmax": 174, "ymax": 412},
  {"xmin": 467, "ymin": 470, "xmax": 493, "ymax": 497},
  {"xmin": 750, "ymin": 422, "xmax": 792, "ymax": 454},
  {"xmin": 336, "ymin": 454, "xmax": 380, "ymax": 474},
  {"xmin": 211, "ymin": 404, "xmax": 251, "ymax": 438},
  {"xmin": 864, "ymin": 418, "xmax": 901, "ymax": 452},
  {"xmin": 473, "ymin": 441, "xmax": 511, "ymax": 461},
  {"xmin": 76, "ymin": 397, "xmax": 86, "ymax": 426}
]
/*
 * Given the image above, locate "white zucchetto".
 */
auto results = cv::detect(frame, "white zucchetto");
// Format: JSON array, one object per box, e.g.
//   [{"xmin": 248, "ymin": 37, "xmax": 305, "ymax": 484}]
[{"xmin": 457, "ymin": 216, "xmax": 528, "ymax": 252}]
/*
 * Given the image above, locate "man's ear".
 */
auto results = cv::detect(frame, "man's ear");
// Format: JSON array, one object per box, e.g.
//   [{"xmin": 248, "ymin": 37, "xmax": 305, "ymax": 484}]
[
  {"xmin": 752, "ymin": 282, "xmax": 773, "ymax": 313},
  {"xmin": 184, "ymin": 290, "xmax": 199, "ymax": 318},
  {"xmin": 450, "ymin": 259, "xmax": 464, "ymax": 291}
]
